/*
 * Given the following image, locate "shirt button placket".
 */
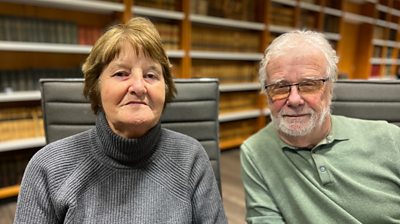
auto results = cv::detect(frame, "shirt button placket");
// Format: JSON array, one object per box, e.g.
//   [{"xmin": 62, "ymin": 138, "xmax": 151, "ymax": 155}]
[{"xmin": 312, "ymin": 153, "xmax": 333, "ymax": 185}]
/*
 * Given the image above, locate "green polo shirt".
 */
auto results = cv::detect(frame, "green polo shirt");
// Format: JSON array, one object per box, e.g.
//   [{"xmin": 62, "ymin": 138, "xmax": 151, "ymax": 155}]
[{"xmin": 241, "ymin": 115, "xmax": 400, "ymax": 224}]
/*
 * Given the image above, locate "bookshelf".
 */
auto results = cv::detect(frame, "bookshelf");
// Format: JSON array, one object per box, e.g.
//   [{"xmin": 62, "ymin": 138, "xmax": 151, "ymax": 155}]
[{"xmin": 2, "ymin": 0, "xmax": 400, "ymax": 199}]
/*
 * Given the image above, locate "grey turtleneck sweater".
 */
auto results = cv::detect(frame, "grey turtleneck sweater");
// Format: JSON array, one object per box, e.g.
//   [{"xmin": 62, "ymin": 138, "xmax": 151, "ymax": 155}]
[{"xmin": 14, "ymin": 112, "xmax": 227, "ymax": 223}]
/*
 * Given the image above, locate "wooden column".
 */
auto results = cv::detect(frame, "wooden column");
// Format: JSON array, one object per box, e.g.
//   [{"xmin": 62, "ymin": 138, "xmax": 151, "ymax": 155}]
[
  {"xmin": 123, "ymin": 0, "xmax": 133, "ymax": 23},
  {"xmin": 256, "ymin": 0, "xmax": 270, "ymax": 129},
  {"xmin": 180, "ymin": 0, "xmax": 191, "ymax": 78}
]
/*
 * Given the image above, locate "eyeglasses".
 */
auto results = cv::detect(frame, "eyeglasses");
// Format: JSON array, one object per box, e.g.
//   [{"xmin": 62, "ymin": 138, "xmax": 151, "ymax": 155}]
[{"xmin": 264, "ymin": 78, "xmax": 330, "ymax": 101}]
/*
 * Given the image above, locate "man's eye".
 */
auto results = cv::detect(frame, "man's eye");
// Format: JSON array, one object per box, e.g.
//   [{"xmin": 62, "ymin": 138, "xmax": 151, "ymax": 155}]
[
  {"xmin": 275, "ymin": 82, "xmax": 290, "ymax": 88},
  {"xmin": 300, "ymin": 80, "xmax": 317, "ymax": 87}
]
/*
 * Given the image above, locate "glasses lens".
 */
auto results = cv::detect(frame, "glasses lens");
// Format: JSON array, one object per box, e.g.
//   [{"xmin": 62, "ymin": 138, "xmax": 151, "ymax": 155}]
[
  {"xmin": 266, "ymin": 79, "xmax": 327, "ymax": 101},
  {"xmin": 298, "ymin": 80, "xmax": 324, "ymax": 93},
  {"xmin": 267, "ymin": 85, "xmax": 290, "ymax": 101}
]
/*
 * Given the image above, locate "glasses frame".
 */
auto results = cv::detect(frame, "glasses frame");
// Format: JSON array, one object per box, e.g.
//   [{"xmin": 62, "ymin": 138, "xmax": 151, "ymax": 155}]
[{"xmin": 264, "ymin": 77, "xmax": 330, "ymax": 101}]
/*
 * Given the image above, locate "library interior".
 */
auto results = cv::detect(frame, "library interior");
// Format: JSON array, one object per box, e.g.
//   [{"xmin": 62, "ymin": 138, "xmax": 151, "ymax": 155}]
[{"xmin": 1, "ymin": 0, "xmax": 400, "ymax": 223}]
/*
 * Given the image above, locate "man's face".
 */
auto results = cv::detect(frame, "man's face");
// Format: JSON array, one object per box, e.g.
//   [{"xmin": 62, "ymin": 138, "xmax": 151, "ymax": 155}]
[{"xmin": 265, "ymin": 47, "xmax": 332, "ymax": 137}]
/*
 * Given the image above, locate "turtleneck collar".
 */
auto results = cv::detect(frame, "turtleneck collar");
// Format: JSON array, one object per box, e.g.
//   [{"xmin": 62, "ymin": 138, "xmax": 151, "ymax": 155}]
[{"xmin": 92, "ymin": 110, "xmax": 161, "ymax": 167}]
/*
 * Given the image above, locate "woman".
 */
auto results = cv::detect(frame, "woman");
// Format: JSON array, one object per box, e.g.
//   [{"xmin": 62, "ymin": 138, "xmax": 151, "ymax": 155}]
[{"xmin": 14, "ymin": 17, "xmax": 227, "ymax": 223}]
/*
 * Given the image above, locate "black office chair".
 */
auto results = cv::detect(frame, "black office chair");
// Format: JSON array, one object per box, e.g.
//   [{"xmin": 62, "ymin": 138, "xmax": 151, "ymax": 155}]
[
  {"xmin": 332, "ymin": 79, "xmax": 400, "ymax": 127},
  {"xmin": 39, "ymin": 78, "xmax": 222, "ymax": 192}
]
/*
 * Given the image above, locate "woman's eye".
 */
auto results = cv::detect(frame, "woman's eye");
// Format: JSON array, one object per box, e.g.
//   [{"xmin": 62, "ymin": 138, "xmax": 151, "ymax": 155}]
[
  {"xmin": 113, "ymin": 71, "xmax": 127, "ymax": 77},
  {"xmin": 144, "ymin": 72, "xmax": 158, "ymax": 80}
]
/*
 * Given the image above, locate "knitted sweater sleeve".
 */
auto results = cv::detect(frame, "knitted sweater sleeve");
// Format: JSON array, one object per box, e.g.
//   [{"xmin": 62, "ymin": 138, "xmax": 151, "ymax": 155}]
[
  {"xmin": 14, "ymin": 145, "xmax": 63, "ymax": 223},
  {"xmin": 189, "ymin": 142, "xmax": 227, "ymax": 224}
]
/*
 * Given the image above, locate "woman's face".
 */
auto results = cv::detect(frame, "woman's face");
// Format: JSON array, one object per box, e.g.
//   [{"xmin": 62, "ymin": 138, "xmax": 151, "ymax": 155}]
[{"xmin": 99, "ymin": 42, "xmax": 165, "ymax": 138}]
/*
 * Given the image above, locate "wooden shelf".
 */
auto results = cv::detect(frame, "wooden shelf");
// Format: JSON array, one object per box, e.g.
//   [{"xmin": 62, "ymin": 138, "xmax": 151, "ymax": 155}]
[
  {"xmin": 133, "ymin": 6, "xmax": 184, "ymax": 20},
  {"xmin": 271, "ymin": 0, "xmax": 296, "ymax": 7},
  {"xmin": 0, "ymin": 137, "xmax": 46, "ymax": 153},
  {"xmin": 0, "ymin": 185, "xmax": 19, "ymax": 199},
  {"xmin": 342, "ymin": 12, "xmax": 375, "ymax": 24},
  {"xmin": 0, "ymin": 41, "xmax": 184, "ymax": 58},
  {"xmin": 324, "ymin": 7, "xmax": 342, "ymax": 17},
  {"xmin": 190, "ymin": 51, "xmax": 262, "ymax": 60},
  {"xmin": 219, "ymin": 108, "xmax": 270, "ymax": 123},
  {"xmin": 0, "ymin": 91, "xmax": 41, "ymax": 102},
  {"xmin": 0, "ymin": 41, "xmax": 92, "ymax": 54},
  {"xmin": 299, "ymin": 1, "xmax": 321, "ymax": 12},
  {"xmin": 190, "ymin": 14, "xmax": 265, "ymax": 30},
  {"xmin": 220, "ymin": 136, "xmax": 248, "ymax": 150},
  {"xmin": 219, "ymin": 83, "xmax": 260, "ymax": 92},
  {"xmin": 4, "ymin": 0, "xmax": 124, "ymax": 13},
  {"xmin": 269, "ymin": 25, "xmax": 293, "ymax": 34}
]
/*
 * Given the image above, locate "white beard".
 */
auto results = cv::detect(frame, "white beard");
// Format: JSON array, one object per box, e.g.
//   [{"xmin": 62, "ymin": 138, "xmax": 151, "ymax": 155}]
[{"xmin": 272, "ymin": 105, "xmax": 330, "ymax": 137}]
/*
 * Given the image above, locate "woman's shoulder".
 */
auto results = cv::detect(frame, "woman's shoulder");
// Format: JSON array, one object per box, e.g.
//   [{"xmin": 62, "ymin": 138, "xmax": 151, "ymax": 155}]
[
  {"xmin": 29, "ymin": 130, "xmax": 92, "ymax": 170},
  {"xmin": 158, "ymin": 128, "xmax": 208, "ymax": 161},
  {"xmin": 22, "ymin": 130, "xmax": 94, "ymax": 194},
  {"xmin": 161, "ymin": 128, "xmax": 203, "ymax": 147}
]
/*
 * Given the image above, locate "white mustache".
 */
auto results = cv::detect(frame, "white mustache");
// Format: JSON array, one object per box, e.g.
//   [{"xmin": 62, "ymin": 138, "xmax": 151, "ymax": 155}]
[{"xmin": 280, "ymin": 109, "xmax": 314, "ymax": 117}]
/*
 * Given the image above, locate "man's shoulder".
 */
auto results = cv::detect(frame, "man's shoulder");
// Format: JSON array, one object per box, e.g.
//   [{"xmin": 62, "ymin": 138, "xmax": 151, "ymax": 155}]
[
  {"xmin": 241, "ymin": 124, "xmax": 280, "ymax": 154},
  {"xmin": 332, "ymin": 115, "xmax": 399, "ymax": 130}
]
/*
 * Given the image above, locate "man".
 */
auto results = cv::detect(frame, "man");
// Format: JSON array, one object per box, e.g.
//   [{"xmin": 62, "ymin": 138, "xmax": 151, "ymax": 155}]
[{"xmin": 240, "ymin": 30, "xmax": 400, "ymax": 224}]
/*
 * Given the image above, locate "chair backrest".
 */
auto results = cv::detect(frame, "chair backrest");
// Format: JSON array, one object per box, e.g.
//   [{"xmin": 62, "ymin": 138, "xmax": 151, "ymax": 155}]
[
  {"xmin": 40, "ymin": 78, "xmax": 222, "ymax": 192},
  {"xmin": 332, "ymin": 79, "xmax": 400, "ymax": 127}
]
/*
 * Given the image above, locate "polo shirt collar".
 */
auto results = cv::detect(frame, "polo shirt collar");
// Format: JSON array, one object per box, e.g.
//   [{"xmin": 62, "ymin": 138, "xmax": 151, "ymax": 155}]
[{"xmin": 277, "ymin": 115, "xmax": 349, "ymax": 151}]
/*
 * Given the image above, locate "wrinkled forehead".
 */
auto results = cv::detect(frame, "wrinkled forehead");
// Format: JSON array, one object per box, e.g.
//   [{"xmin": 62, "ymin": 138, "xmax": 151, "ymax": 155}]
[
  {"xmin": 266, "ymin": 46, "xmax": 327, "ymax": 81},
  {"xmin": 268, "ymin": 46, "xmax": 326, "ymax": 69}
]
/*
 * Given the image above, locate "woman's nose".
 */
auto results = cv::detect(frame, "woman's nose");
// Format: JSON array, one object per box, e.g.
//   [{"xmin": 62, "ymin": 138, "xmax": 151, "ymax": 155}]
[{"xmin": 128, "ymin": 74, "xmax": 146, "ymax": 96}]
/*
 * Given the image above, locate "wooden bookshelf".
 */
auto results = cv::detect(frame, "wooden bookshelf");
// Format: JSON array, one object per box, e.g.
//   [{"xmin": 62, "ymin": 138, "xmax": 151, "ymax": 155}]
[
  {"xmin": 0, "ymin": 185, "xmax": 19, "ymax": 200},
  {"xmin": 2, "ymin": 0, "xmax": 400, "ymax": 198}
]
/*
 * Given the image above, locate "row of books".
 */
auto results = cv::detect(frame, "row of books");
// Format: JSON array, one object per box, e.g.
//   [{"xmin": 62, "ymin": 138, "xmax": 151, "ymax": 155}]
[
  {"xmin": 270, "ymin": 3, "xmax": 342, "ymax": 32},
  {"xmin": 78, "ymin": 25, "xmax": 103, "ymax": 46},
  {"xmin": 136, "ymin": 0, "xmax": 178, "ymax": 11},
  {"xmin": 191, "ymin": 0, "xmax": 256, "ymax": 22},
  {"xmin": 374, "ymin": 26, "xmax": 386, "ymax": 39},
  {"xmin": 220, "ymin": 91, "xmax": 259, "ymax": 113},
  {"xmin": 373, "ymin": 25, "xmax": 398, "ymax": 41},
  {"xmin": 270, "ymin": 4, "xmax": 295, "ymax": 27},
  {"xmin": 373, "ymin": 26, "xmax": 397, "ymax": 41},
  {"xmin": 155, "ymin": 22, "xmax": 180, "ymax": 50},
  {"xmin": 371, "ymin": 64, "xmax": 400, "ymax": 77},
  {"xmin": 323, "ymin": 15, "xmax": 340, "ymax": 33},
  {"xmin": 326, "ymin": 1, "xmax": 341, "ymax": 9},
  {"xmin": 0, "ymin": 106, "xmax": 41, "ymax": 120},
  {"xmin": 300, "ymin": 13, "xmax": 318, "ymax": 29},
  {"xmin": 191, "ymin": 61, "xmax": 258, "ymax": 84},
  {"xmin": 192, "ymin": 26, "xmax": 260, "ymax": 52},
  {"xmin": 0, "ymin": 15, "xmax": 182, "ymax": 49},
  {"xmin": 0, "ymin": 106, "xmax": 44, "ymax": 142},
  {"xmin": 373, "ymin": 46, "xmax": 398, "ymax": 58},
  {"xmin": 0, "ymin": 15, "xmax": 104, "ymax": 45},
  {"xmin": 0, "ymin": 68, "xmax": 82, "ymax": 93}
]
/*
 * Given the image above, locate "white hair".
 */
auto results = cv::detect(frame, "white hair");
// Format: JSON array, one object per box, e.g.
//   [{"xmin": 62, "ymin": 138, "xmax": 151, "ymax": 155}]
[{"xmin": 259, "ymin": 30, "xmax": 339, "ymax": 91}]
